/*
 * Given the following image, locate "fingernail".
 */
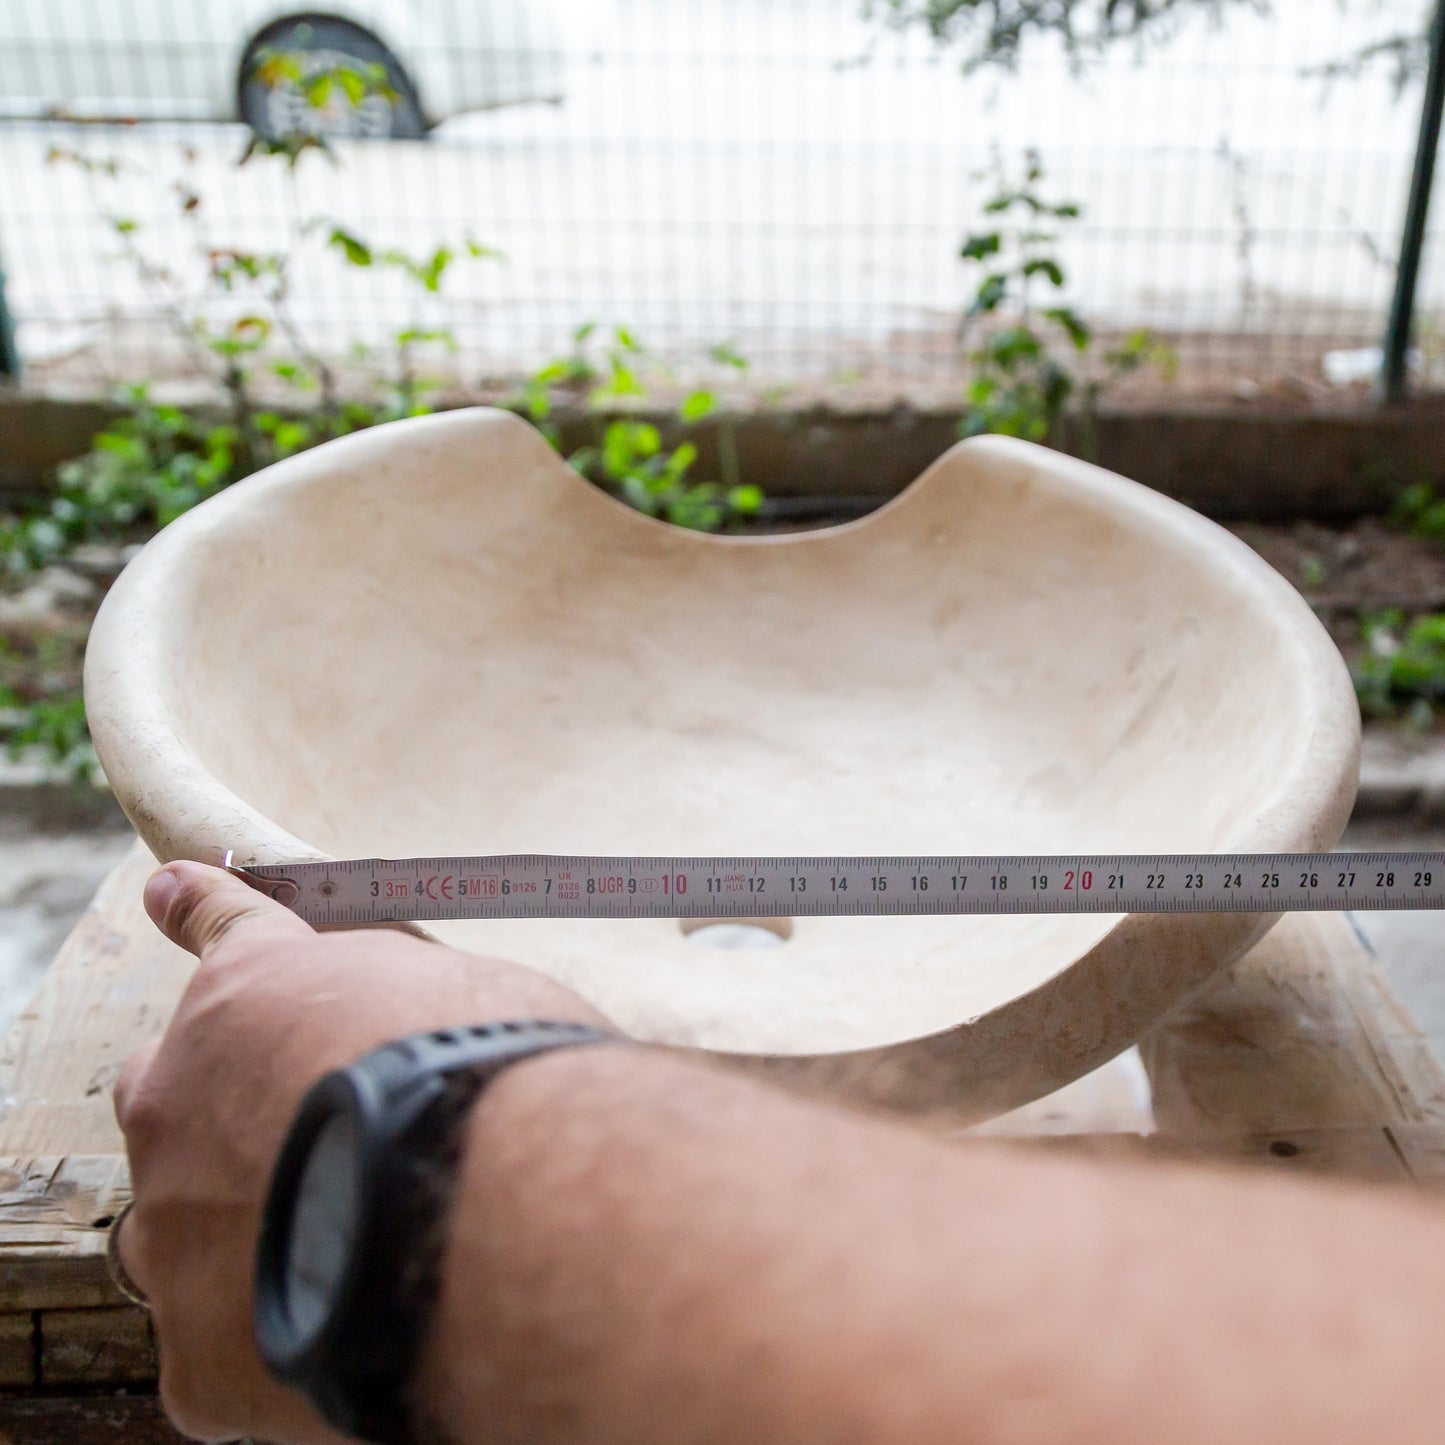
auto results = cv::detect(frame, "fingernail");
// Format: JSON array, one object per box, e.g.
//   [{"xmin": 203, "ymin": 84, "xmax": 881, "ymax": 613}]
[{"xmin": 143, "ymin": 867, "xmax": 181, "ymax": 927}]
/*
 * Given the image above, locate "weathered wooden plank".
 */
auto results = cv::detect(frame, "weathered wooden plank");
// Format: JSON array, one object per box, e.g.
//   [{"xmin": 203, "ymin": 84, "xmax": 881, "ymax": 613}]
[
  {"xmin": 994, "ymin": 1124, "xmax": 1418, "ymax": 1186},
  {"xmin": 0, "ymin": 843, "xmax": 193, "ymax": 1160},
  {"xmin": 0, "ymin": 1317, "xmax": 32, "ymax": 1392},
  {"xmin": 0, "ymin": 1259, "xmax": 115, "ymax": 1318},
  {"xmin": 0, "ymin": 1157, "xmax": 130, "ymax": 1233},
  {"xmin": 1386, "ymin": 1123, "xmax": 1445, "ymax": 1189},
  {"xmin": 38, "ymin": 1307, "xmax": 153, "ymax": 1388},
  {"xmin": 1166, "ymin": 1125, "xmax": 1418, "ymax": 1185},
  {"xmin": 1139, "ymin": 912, "xmax": 1445, "ymax": 1137},
  {"xmin": 0, "ymin": 1395, "xmax": 183, "ymax": 1443},
  {"xmin": 0, "ymin": 1159, "xmax": 131, "ymax": 1312}
]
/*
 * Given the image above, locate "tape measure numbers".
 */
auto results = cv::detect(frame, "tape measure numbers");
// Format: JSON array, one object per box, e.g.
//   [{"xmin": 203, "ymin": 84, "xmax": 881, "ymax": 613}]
[{"xmin": 234, "ymin": 853, "xmax": 1445, "ymax": 926}]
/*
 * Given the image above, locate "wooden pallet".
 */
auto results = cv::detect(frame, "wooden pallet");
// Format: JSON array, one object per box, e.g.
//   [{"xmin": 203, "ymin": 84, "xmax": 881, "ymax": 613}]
[{"xmin": 2, "ymin": 841, "xmax": 1444, "ymax": 1431}]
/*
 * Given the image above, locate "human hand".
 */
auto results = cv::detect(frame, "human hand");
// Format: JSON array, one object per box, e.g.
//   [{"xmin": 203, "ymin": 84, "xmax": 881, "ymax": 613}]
[{"xmin": 112, "ymin": 860, "xmax": 610, "ymax": 1444}]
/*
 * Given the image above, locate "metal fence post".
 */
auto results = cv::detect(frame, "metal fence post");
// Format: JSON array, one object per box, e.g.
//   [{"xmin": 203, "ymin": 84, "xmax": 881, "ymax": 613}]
[
  {"xmin": 0, "ymin": 262, "xmax": 18, "ymax": 383},
  {"xmin": 1380, "ymin": 0, "xmax": 1445, "ymax": 404}
]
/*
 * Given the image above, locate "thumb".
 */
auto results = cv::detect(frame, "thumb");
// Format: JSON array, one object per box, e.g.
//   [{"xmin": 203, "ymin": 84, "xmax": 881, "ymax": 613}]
[{"xmin": 144, "ymin": 860, "xmax": 314, "ymax": 961}]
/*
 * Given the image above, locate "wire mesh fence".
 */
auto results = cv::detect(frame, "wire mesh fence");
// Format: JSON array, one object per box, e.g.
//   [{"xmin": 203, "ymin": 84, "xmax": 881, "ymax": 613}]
[{"xmin": 0, "ymin": 0, "xmax": 1438, "ymax": 399}]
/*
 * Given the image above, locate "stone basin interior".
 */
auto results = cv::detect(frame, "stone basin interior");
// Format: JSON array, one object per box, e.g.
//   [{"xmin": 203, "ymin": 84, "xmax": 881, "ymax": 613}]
[{"xmin": 132, "ymin": 416, "xmax": 1345, "ymax": 1056}]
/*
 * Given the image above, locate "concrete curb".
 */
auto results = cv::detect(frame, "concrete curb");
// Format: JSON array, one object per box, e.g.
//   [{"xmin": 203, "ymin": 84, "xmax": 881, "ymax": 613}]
[
  {"xmin": 1356, "ymin": 727, "xmax": 1445, "ymax": 821},
  {"xmin": 0, "ymin": 760, "xmax": 125, "ymax": 831},
  {"xmin": 9, "ymin": 392, "xmax": 1445, "ymax": 522}
]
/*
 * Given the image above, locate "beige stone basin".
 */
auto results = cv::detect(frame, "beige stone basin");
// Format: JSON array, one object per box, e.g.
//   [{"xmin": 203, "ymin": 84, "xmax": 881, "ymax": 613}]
[{"xmin": 84, "ymin": 408, "xmax": 1359, "ymax": 1122}]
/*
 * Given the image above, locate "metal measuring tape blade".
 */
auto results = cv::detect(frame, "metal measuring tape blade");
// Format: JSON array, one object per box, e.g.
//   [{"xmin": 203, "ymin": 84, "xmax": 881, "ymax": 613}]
[{"xmin": 227, "ymin": 851, "xmax": 1445, "ymax": 927}]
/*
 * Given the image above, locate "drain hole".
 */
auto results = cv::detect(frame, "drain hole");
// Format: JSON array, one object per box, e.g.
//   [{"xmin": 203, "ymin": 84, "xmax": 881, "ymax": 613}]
[{"xmin": 680, "ymin": 917, "xmax": 793, "ymax": 949}]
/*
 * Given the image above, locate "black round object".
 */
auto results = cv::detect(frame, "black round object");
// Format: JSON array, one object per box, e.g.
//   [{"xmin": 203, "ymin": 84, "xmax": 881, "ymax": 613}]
[
  {"xmin": 254, "ymin": 1020, "xmax": 616, "ymax": 1444},
  {"xmin": 239, "ymin": 16, "xmax": 427, "ymax": 142}
]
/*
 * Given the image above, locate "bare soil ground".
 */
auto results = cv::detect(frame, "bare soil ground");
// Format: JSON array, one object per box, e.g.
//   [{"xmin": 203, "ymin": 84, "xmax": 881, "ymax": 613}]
[
  {"xmin": 1230, "ymin": 519, "xmax": 1445, "ymax": 613},
  {"xmin": 1227, "ymin": 518, "xmax": 1445, "ymax": 677}
]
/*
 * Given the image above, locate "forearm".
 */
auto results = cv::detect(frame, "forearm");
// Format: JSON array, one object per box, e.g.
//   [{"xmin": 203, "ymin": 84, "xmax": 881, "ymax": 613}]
[{"xmin": 419, "ymin": 1045, "xmax": 1445, "ymax": 1445}]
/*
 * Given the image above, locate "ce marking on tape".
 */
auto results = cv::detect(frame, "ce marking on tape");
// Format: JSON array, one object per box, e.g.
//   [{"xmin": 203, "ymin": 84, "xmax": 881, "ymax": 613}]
[{"xmin": 225, "ymin": 852, "xmax": 460, "ymax": 909}]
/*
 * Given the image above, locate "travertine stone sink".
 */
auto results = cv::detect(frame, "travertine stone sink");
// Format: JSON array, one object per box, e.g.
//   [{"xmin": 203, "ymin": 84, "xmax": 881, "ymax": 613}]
[{"xmin": 84, "ymin": 409, "xmax": 1359, "ymax": 1122}]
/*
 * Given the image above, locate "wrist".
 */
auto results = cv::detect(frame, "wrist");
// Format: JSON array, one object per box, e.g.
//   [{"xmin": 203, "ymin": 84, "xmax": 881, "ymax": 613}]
[
  {"xmin": 255, "ymin": 1022, "xmax": 621, "ymax": 1444},
  {"xmin": 410, "ymin": 1041, "xmax": 660, "ymax": 1438}
]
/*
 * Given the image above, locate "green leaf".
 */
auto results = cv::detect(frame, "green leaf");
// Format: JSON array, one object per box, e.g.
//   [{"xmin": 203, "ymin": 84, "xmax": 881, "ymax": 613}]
[
  {"xmin": 960, "ymin": 232, "xmax": 1001, "ymax": 261},
  {"xmin": 305, "ymin": 72, "xmax": 333, "ymax": 108},
  {"xmin": 1042, "ymin": 306, "xmax": 1091, "ymax": 350},
  {"xmin": 327, "ymin": 227, "xmax": 373, "ymax": 267},
  {"xmin": 709, "ymin": 340, "xmax": 748, "ymax": 370},
  {"xmin": 970, "ymin": 273, "xmax": 1008, "ymax": 315},
  {"xmin": 1391, "ymin": 484, "xmax": 1433, "ymax": 525},
  {"xmin": 727, "ymin": 483, "xmax": 764, "ymax": 514},
  {"xmin": 419, "ymin": 247, "xmax": 452, "ymax": 292},
  {"xmin": 602, "ymin": 421, "xmax": 661, "ymax": 478},
  {"xmin": 595, "ymin": 364, "xmax": 644, "ymax": 401},
  {"xmin": 662, "ymin": 442, "xmax": 699, "ymax": 481},
  {"xmin": 1023, "ymin": 257, "xmax": 1065, "ymax": 287},
  {"xmin": 271, "ymin": 421, "xmax": 311, "ymax": 457},
  {"xmin": 337, "ymin": 67, "xmax": 367, "ymax": 105},
  {"xmin": 680, "ymin": 390, "xmax": 716, "ymax": 422},
  {"xmin": 252, "ymin": 51, "xmax": 303, "ymax": 88},
  {"xmin": 1419, "ymin": 502, "xmax": 1445, "ymax": 541},
  {"xmin": 620, "ymin": 475, "xmax": 659, "ymax": 515},
  {"xmin": 249, "ymin": 131, "xmax": 336, "ymax": 170},
  {"xmin": 276, "ymin": 55, "xmax": 305, "ymax": 84},
  {"xmin": 667, "ymin": 495, "xmax": 724, "ymax": 532},
  {"xmin": 271, "ymin": 360, "xmax": 317, "ymax": 389},
  {"xmin": 94, "ymin": 431, "xmax": 142, "ymax": 458},
  {"xmin": 985, "ymin": 326, "xmax": 1043, "ymax": 366},
  {"xmin": 396, "ymin": 326, "xmax": 458, "ymax": 351}
]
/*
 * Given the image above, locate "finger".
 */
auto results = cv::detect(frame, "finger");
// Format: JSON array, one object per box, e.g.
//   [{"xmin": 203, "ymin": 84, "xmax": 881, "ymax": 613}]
[
  {"xmin": 113, "ymin": 1038, "xmax": 161, "ymax": 1132},
  {"xmin": 145, "ymin": 861, "xmax": 313, "ymax": 962}
]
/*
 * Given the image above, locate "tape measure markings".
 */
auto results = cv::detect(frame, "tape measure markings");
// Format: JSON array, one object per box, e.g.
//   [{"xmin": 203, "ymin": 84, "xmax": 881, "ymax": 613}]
[{"xmin": 234, "ymin": 852, "xmax": 1445, "ymax": 925}]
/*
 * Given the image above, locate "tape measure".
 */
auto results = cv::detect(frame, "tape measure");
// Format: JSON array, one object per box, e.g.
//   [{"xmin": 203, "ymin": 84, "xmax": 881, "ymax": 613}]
[{"xmin": 233, "ymin": 852, "xmax": 1445, "ymax": 926}]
